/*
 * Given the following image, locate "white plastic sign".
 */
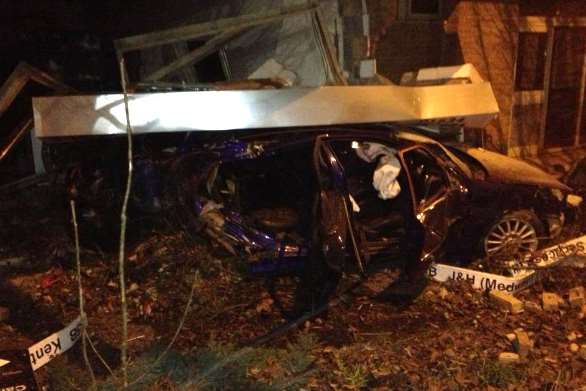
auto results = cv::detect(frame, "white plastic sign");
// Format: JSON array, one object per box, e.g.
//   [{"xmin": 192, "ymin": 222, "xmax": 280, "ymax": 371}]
[
  {"xmin": 27, "ymin": 317, "xmax": 81, "ymax": 371},
  {"xmin": 429, "ymin": 234, "xmax": 586, "ymax": 293}
]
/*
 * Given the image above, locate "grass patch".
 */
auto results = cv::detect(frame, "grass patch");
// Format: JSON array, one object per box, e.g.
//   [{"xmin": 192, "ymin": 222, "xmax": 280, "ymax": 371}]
[
  {"xmin": 53, "ymin": 332, "xmax": 319, "ymax": 390},
  {"xmin": 475, "ymin": 359, "xmax": 526, "ymax": 388}
]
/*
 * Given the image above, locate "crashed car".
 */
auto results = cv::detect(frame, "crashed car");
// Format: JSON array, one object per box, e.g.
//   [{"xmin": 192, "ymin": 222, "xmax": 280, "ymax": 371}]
[{"xmin": 67, "ymin": 127, "xmax": 580, "ymax": 295}]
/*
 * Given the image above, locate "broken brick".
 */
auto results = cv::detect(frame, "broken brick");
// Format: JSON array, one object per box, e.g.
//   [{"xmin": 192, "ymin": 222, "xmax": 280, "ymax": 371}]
[
  {"xmin": 524, "ymin": 301, "xmax": 541, "ymax": 313},
  {"xmin": 490, "ymin": 291, "xmax": 523, "ymax": 314},
  {"xmin": 568, "ymin": 286, "xmax": 585, "ymax": 308},
  {"xmin": 498, "ymin": 352, "xmax": 520, "ymax": 364},
  {"xmin": 513, "ymin": 330, "xmax": 532, "ymax": 358},
  {"xmin": 542, "ymin": 292, "xmax": 563, "ymax": 311}
]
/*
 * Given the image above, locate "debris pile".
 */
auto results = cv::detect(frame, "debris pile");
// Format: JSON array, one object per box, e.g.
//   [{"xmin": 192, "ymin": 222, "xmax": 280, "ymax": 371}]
[{"xmin": 0, "ymin": 184, "xmax": 585, "ymax": 389}]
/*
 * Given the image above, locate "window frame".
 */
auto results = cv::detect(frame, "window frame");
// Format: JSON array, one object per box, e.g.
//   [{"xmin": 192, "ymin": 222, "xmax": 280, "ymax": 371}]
[{"xmin": 399, "ymin": 145, "xmax": 450, "ymax": 211}]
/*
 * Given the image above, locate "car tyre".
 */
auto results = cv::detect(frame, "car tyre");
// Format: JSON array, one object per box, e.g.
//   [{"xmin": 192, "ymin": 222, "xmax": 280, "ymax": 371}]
[{"xmin": 483, "ymin": 209, "xmax": 544, "ymax": 267}]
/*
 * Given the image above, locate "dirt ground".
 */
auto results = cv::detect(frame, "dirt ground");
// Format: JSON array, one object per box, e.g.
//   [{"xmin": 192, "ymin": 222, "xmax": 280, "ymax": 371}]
[{"xmin": 0, "ymin": 182, "xmax": 585, "ymax": 390}]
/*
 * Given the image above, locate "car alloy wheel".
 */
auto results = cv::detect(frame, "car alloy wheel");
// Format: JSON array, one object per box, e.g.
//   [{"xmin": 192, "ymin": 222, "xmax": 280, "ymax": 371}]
[{"xmin": 484, "ymin": 215, "xmax": 539, "ymax": 258}]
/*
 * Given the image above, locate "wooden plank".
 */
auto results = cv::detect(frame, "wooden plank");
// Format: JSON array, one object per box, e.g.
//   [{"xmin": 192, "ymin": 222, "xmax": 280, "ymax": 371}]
[
  {"xmin": 313, "ymin": 9, "xmax": 347, "ymax": 85},
  {"xmin": 520, "ymin": 16, "xmax": 586, "ymax": 32},
  {"xmin": 115, "ymin": 2, "xmax": 318, "ymax": 54},
  {"xmin": 0, "ymin": 65, "xmax": 28, "ymax": 116},
  {"xmin": 575, "ymin": 48, "xmax": 586, "ymax": 145},
  {"xmin": 0, "ymin": 119, "xmax": 33, "ymax": 163},
  {"xmin": 0, "ymin": 62, "xmax": 72, "ymax": 116},
  {"xmin": 18, "ymin": 62, "xmax": 72, "ymax": 93},
  {"xmin": 144, "ymin": 28, "xmax": 245, "ymax": 81},
  {"xmin": 539, "ymin": 28, "xmax": 553, "ymax": 150},
  {"xmin": 519, "ymin": 17, "xmax": 548, "ymax": 33}
]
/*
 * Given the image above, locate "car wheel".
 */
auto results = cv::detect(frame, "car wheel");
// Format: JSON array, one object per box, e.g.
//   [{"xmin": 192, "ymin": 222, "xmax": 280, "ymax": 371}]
[{"xmin": 483, "ymin": 209, "xmax": 543, "ymax": 260}]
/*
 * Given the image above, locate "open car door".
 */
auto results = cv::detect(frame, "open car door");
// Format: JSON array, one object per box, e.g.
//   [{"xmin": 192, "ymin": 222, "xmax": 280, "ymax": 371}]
[
  {"xmin": 399, "ymin": 146, "xmax": 460, "ymax": 263},
  {"xmin": 313, "ymin": 135, "xmax": 366, "ymax": 274}
]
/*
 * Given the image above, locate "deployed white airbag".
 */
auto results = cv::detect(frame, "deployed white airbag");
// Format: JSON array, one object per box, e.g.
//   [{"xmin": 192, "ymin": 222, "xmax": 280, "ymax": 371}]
[{"xmin": 356, "ymin": 142, "xmax": 402, "ymax": 200}]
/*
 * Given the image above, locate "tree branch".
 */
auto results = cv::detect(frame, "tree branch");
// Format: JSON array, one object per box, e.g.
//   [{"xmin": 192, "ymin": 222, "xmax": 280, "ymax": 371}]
[{"xmin": 70, "ymin": 200, "xmax": 97, "ymax": 390}]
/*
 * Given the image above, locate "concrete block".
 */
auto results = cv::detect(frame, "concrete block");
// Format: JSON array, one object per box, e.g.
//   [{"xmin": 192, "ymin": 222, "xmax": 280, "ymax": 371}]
[
  {"xmin": 498, "ymin": 352, "xmax": 520, "ymax": 364},
  {"xmin": 568, "ymin": 286, "xmax": 585, "ymax": 308},
  {"xmin": 490, "ymin": 291, "xmax": 523, "ymax": 314},
  {"xmin": 542, "ymin": 292, "xmax": 563, "ymax": 311}
]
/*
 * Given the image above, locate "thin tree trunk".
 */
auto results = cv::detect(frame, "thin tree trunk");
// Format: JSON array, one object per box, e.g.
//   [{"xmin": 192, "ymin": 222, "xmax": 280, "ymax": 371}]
[
  {"xmin": 118, "ymin": 58, "xmax": 134, "ymax": 388},
  {"xmin": 70, "ymin": 200, "xmax": 97, "ymax": 390}
]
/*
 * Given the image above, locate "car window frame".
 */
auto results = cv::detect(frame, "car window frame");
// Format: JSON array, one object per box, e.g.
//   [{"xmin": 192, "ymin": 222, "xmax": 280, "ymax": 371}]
[{"xmin": 399, "ymin": 145, "xmax": 450, "ymax": 212}]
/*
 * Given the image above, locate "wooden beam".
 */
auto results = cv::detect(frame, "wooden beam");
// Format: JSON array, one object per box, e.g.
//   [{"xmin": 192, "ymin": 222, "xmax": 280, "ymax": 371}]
[
  {"xmin": 0, "ymin": 62, "xmax": 72, "ymax": 116},
  {"xmin": 0, "ymin": 65, "xmax": 29, "ymax": 116},
  {"xmin": 313, "ymin": 9, "xmax": 347, "ymax": 85},
  {"xmin": 574, "ymin": 49, "xmax": 586, "ymax": 145},
  {"xmin": 519, "ymin": 16, "xmax": 586, "ymax": 32},
  {"xmin": 0, "ymin": 63, "xmax": 73, "ymax": 165},
  {"xmin": 144, "ymin": 28, "xmax": 245, "ymax": 82},
  {"xmin": 0, "ymin": 119, "xmax": 32, "ymax": 163},
  {"xmin": 114, "ymin": 1, "xmax": 318, "ymax": 54}
]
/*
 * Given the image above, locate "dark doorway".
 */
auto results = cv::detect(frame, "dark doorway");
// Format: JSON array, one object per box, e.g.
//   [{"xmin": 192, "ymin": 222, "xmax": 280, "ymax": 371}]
[{"xmin": 544, "ymin": 27, "xmax": 586, "ymax": 147}]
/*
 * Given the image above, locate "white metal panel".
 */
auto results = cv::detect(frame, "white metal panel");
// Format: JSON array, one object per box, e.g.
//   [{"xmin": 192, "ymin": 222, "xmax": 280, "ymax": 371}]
[{"xmin": 33, "ymin": 84, "xmax": 498, "ymax": 138}]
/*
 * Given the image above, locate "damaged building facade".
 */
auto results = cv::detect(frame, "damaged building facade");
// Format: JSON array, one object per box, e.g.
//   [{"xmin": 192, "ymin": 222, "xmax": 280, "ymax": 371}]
[
  {"xmin": 364, "ymin": 0, "xmax": 586, "ymax": 168},
  {"xmin": 2, "ymin": 0, "xmax": 586, "ymax": 183}
]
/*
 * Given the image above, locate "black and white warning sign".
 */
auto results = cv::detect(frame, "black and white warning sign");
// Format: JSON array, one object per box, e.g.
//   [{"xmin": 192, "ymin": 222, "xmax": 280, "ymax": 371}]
[
  {"xmin": 27, "ymin": 317, "xmax": 81, "ymax": 371},
  {"xmin": 429, "ymin": 234, "xmax": 586, "ymax": 293},
  {"xmin": 0, "ymin": 350, "xmax": 39, "ymax": 391}
]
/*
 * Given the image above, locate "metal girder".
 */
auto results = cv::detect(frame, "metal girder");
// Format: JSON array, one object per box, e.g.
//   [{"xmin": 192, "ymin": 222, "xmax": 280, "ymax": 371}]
[{"xmin": 33, "ymin": 83, "xmax": 499, "ymax": 138}]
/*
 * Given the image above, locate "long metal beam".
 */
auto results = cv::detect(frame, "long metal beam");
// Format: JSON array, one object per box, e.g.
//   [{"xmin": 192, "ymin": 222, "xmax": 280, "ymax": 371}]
[{"xmin": 33, "ymin": 84, "xmax": 499, "ymax": 138}]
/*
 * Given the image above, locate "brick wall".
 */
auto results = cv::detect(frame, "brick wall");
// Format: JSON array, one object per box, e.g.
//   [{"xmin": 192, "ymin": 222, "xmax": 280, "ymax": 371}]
[{"xmin": 455, "ymin": 1, "xmax": 519, "ymax": 153}]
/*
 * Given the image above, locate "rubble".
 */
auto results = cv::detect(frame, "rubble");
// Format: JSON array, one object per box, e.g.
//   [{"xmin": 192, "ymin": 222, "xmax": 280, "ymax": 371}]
[
  {"xmin": 568, "ymin": 286, "xmax": 585, "ymax": 308},
  {"xmin": 489, "ymin": 291, "xmax": 523, "ymax": 314},
  {"xmin": 2, "ymin": 179, "xmax": 586, "ymax": 389},
  {"xmin": 524, "ymin": 300, "xmax": 541, "ymax": 313},
  {"xmin": 512, "ymin": 330, "xmax": 532, "ymax": 358},
  {"xmin": 567, "ymin": 332, "xmax": 577, "ymax": 342},
  {"xmin": 438, "ymin": 287, "xmax": 449, "ymax": 300},
  {"xmin": 498, "ymin": 352, "xmax": 520, "ymax": 364},
  {"xmin": 570, "ymin": 343, "xmax": 579, "ymax": 353},
  {"xmin": 542, "ymin": 292, "xmax": 564, "ymax": 311}
]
